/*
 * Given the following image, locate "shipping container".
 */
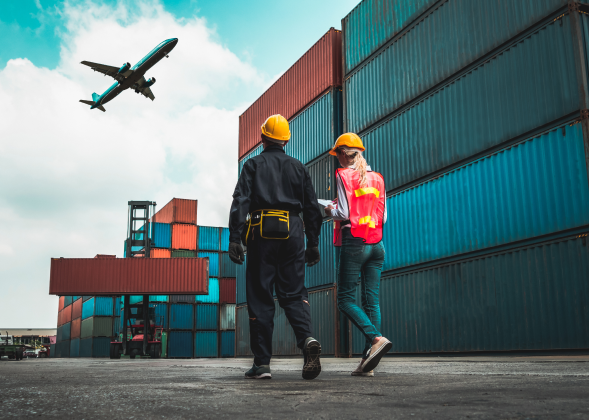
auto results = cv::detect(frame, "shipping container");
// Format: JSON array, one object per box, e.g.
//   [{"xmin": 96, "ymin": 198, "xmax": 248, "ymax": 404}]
[
  {"xmin": 342, "ymin": 0, "xmax": 438, "ymax": 74},
  {"xmin": 220, "ymin": 228, "xmax": 230, "ymax": 252},
  {"xmin": 238, "ymin": 144, "xmax": 263, "ymax": 176},
  {"xmin": 382, "ymin": 122, "xmax": 589, "ymax": 273},
  {"xmin": 49, "ymin": 257, "xmax": 209, "ymax": 295},
  {"xmin": 71, "ymin": 318, "xmax": 81, "ymax": 339},
  {"xmin": 138, "ymin": 222, "xmax": 171, "ymax": 249},
  {"xmin": 307, "ymin": 154, "xmax": 337, "ymax": 209},
  {"xmin": 171, "ymin": 224, "xmax": 197, "ymax": 251},
  {"xmin": 50, "ymin": 343, "xmax": 55, "ymax": 358},
  {"xmin": 79, "ymin": 337, "xmax": 111, "ymax": 357},
  {"xmin": 82, "ymin": 297, "xmax": 114, "ymax": 319},
  {"xmin": 63, "ymin": 305, "xmax": 72, "ymax": 324},
  {"xmin": 169, "ymin": 295, "xmax": 196, "ymax": 303},
  {"xmin": 271, "ymin": 300, "xmax": 299, "ymax": 355},
  {"xmin": 220, "ymin": 253, "xmax": 237, "ymax": 278},
  {"xmin": 62, "ymin": 322, "xmax": 71, "ymax": 341},
  {"xmin": 239, "ymin": 28, "xmax": 343, "ymax": 159},
  {"xmin": 113, "ymin": 316, "xmax": 120, "ymax": 337},
  {"xmin": 236, "ymin": 254, "xmax": 247, "ymax": 305},
  {"xmin": 64, "ymin": 296, "xmax": 73, "ymax": 307},
  {"xmin": 152, "ymin": 198, "xmax": 198, "ymax": 225},
  {"xmin": 81, "ymin": 317, "xmax": 113, "ymax": 338},
  {"xmin": 309, "ymin": 287, "xmax": 337, "ymax": 355},
  {"xmin": 171, "ymin": 250, "xmax": 196, "ymax": 258},
  {"xmin": 123, "ymin": 239, "xmax": 142, "ymax": 258},
  {"xmin": 150, "ymin": 249, "xmax": 171, "ymax": 258},
  {"xmin": 73, "ymin": 296, "xmax": 81, "ymax": 301},
  {"xmin": 72, "ymin": 298, "xmax": 82, "ymax": 320},
  {"xmin": 194, "ymin": 331, "xmax": 218, "ymax": 357},
  {"xmin": 153, "ymin": 303, "xmax": 168, "ymax": 328},
  {"xmin": 198, "ymin": 226, "xmax": 220, "ymax": 251},
  {"xmin": 195, "ymin": 304, "xmax": 218, "ymax": 330},
  {"xmin": 58, "ymin": 296, "xmax": 65, "ymax": 311},
  {"xmin": 220, "ymin": 304, "xmax": 236, "ymax": 330},
  {"xmin": 56, "ymin": 325, "xmax": 62, "ymax": 342},
  {"xmin": 220, "ymin": 331, "xmax": 235, "ymax": 357},
  {"xmin": 169, "ymin": 304, "xmax": 194, "ymax": 330},
  {"xmin": 70, "ymin": 338, "xmax": 80, "ymax": 358},
  {"xmin": 352, "ymin": 234, "xmax": 589, "ymax": 354},
  {"xmin": 284, "ymin": 88, "xmax": 343, "ymax": 165},
  {"xmin": 198, "ymin": 252, "xmax": 219, "ymax": 277},
  {"xmin": 83, "ymin": 296, "xmax": 92, "ymax": 301},
  {"xmin": 58, "ymin": 340, "xmax": 70, "ymax": 358},
  {"xmin": 219, "ymin": 278, "xmax": 236, "ymax": 304},
  {"xmin": 235, "ymin": 306, "xmax": 253, "ymax": 357},
  {"xmin": 129, "ymin": 295, "xmax": 169, "ymax": 304},
  {"xmin": 344, "ymin": 0, "xmax": 586, "ymax": 134},
  {"xmin": 195, "ymin": 278, "xmax": 219, "ymax": 303},
  {"xmin": 305, "ymin": 219, "xmax": 337, "ymax": 289},
  {"xmin": 168, "ymin": 331, "xmax": 193, "ymax": 358},
  {"xmin": 358, "ymin": 14, "xmax": 587, "ymax": 191}
]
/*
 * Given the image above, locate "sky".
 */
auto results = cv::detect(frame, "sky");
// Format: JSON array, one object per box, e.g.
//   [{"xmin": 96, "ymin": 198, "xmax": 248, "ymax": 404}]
[{"xmin": 0, "ymin": 0, "xmax": 359, "ymax": 328}]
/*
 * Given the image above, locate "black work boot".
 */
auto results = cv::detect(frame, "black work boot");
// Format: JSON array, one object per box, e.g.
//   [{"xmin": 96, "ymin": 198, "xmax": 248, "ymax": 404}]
[{"xmin": 302, "ymin": 337, "xmax": 321, "ymax": 380}]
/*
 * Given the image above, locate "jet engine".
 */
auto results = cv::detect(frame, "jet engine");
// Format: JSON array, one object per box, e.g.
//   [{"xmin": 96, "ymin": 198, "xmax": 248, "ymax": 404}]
[
  {"xmin": 143, "ymin": 77, "xmax": 156, "ymax": 88},
  {"xmin": 118, "ymin": 62, "xmax": 131, "ymax": 74}
]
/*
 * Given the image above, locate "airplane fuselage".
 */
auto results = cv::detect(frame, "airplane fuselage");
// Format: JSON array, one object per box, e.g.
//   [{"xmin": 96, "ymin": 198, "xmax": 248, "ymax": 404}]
[{"xmin": 91, "ymin": 38, "xmax": 178, "ymax": 109}]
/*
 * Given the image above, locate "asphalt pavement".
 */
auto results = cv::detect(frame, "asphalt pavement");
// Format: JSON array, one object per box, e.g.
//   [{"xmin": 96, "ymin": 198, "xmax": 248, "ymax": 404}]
[{"xmin": 1, "ymin": 355, "xmax": 587, "ymax": 419}]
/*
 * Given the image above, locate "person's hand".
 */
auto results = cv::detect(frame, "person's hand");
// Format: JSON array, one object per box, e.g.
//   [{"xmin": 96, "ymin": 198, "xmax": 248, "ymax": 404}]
[
  {"xmin": 304, "ymin": 246, "xmax": 320, "ymax": 267},
  {"xmin": 324, "ymin": 205, "xmax": 334, "ymax": 217},
  {"xmin": 229, "ymin": 242, "xmax": 244, "ymax": 265}
]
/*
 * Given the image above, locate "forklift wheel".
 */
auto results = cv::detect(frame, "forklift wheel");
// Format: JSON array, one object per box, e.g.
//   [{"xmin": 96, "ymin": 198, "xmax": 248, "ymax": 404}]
[
  {"xmin": 150, "ymin": 344, "xmax": 162, "ymax": 359},
  {"xmin": 129, "ymin": 355, "xmax": 136, "ymax": 359},
  {"xmin": 109, "ymin": 343, "xmax": 121, "ymax": 360}
]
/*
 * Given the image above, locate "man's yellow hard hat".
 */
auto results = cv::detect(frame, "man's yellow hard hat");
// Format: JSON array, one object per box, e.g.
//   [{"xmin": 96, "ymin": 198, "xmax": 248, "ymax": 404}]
[
  {"xmin": 261, "ymin": 114, "xmax": 291, "ymax": 142},
  {"xmin": 329, "ymin": 133, "xmax": 365, "ymax": 156}
]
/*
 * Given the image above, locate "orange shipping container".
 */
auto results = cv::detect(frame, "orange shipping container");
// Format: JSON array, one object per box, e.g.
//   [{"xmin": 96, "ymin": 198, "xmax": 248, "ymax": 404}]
[
  {"xmin": 71, "ymin": 318, "xmax": 81, "ymax": 339},
  {"xmin": 57, "ymin": 310, "xmax": 62, "ymax": 327},
  {"xmin": 171, "ymin": 224, "xmax": 197, "ymax": 251},
  {"xmin": 63, "ymin": 305, "xmax": 72, "ymax": 324},
  {"xmin": 150, "ymin": 249, "xmax": 171, "ymax": 258},
  {"xmin": 72, "ymin": 298, "xmax": 83, "ymax": 319},
  {"xmin": 152, "ymin": 198, "xmax": 198, "ymax": 225},
  {"xmin": 59, "ymin": 296, "xmax": 65, "ymax": 311}
]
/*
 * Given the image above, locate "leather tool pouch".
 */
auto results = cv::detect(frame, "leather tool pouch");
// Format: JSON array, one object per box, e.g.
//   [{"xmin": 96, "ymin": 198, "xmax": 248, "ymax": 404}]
[{"xmin": 245, "ymin": 210, "xmax": 290, "ymax": 244}]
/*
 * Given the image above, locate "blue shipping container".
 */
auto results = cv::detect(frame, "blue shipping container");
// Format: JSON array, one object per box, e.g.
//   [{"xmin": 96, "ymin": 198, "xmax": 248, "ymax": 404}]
[
  {"xmin": 220, "ymin": 252, "xmax": 237, "ymax": 278},
  {"xmin": 58, "ymin": 340, "xmax": 70, "ymax": 358},
  {"xmin": 62, "ymin": 322, "xmax": 71, "ymax": 341},
  {"xmin": 70, "ymin": 338, "xmax": 80, "ymax": 358},
  {"xmin": 382, "ymin": 122, "xmax": 589, "ymax": 273},
  {"xmin": 73, "ymin": 296, "xmax": 81, "ymax": 301},
  {"xmin": 198, "ymin": 226, "xmax": 220, "ymax": 251},
  {"xmin": 238, "ymin": 144, "xmax": 263, "ymax": 175},
  {"xmin": 220, "ymin": 228, "xmax": 230, "ymax": 252},
  {"xmin": 129, "ymin": 295, "xmax": 169, "ymax": 305},
  {"xmin": 220, "ymin": 331, "xmax": 235, "ymax": 357},
  {"xmin": 194, "ymin": 331, "xmax": 218, "ymax": 357},
  {"xmin": 64, "ymin": 296, "xmax": 73, "ymax": 307},
  {"xmin": 236, "ymin": 254, "xmax": 247, "ymax": 305},
  {"xmin": 138, "ymin": 223, "xmax": 171, "ymax": 248},
  {"xmin": 196, "ymin": 278, "xmax": 219, "ymax": 303},
  {"xmin": 359, "ymin": 15, "xmax": 586, "ymax": 192},
  {"xmin": 56, "ymin": 325, "xmax": 62, "ymax": 343},
  {"xmin": 79, "ymin": 337, "xmax": 111, "ymax": 357},
  {"xmin": 198, "ymin": 251, "xmax": 220, "ymax": 277},
  {"xmin": 153, "ymin": 303, "xmax": 168, "ymax": 328},
  {"xmin": 169, "ymin": 304, "xmax": 194, "ymax": 330},
  {"xmin": 82, "ymin": 297, "xmax": 114, "ymax": 320},
  {"xmin": 168, "ymin": 331, "xmax": 193, "ymax": 358},
  {"xmin": 305, "ymin": 219, "xmax": 337, "ymax": 289},
  {"xmin": 195, "ymin": 304, "xmax": 218, "ymax": 330}
]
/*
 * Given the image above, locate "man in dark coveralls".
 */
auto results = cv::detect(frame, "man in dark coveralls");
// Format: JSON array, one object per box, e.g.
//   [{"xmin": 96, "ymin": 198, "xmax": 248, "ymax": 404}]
[{"xmin": 228, "ymin": 114, "xmax": 324, "ymax": 380}]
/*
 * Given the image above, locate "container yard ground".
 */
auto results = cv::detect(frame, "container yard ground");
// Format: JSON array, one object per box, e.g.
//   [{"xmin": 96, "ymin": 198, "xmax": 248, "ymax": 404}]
[{"xmin": 1, "ymin": 356, "xmax": 587, "ymax": 419}]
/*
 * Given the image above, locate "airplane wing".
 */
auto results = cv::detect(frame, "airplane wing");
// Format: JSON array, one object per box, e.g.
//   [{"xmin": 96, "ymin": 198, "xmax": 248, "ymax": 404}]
[
  {"xmin": 141, "ymin": 86, "xmax": 155, "ymax": 101},
  {"xmin": 81, "ymin": 61, "xmax": 132, "ymax": 79}
]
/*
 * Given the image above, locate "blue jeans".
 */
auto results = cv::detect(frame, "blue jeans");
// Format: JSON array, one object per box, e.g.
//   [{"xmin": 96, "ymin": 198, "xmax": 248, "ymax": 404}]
[{"xmin": 337, "ymin": 229, "xmax": 386, "ymax": 356}]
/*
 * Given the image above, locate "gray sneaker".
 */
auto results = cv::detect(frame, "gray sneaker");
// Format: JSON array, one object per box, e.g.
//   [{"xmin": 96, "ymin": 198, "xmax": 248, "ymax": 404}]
[
  {"xmin": 351, "ymin": 360, "xmax": 374, "ymax": 377},
  {"xmin": 302, "ymin": 337, "xmax": 322, "ymax": 380},
  {"xmin": 245, "ymin": 363, "xmax": 271, "ymax": 379}
]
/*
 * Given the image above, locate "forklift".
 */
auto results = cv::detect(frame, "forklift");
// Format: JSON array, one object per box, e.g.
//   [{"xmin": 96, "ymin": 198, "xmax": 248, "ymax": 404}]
[{"xmin": 110, "ymin": 201, "xmax": 163, "ymax": 359}]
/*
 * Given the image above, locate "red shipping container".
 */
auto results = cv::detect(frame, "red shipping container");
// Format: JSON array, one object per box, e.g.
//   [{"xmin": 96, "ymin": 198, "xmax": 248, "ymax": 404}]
[
  {"xmin": 150, "ymin": 249, "xmax": 171, "ymax": 258},
  {"xmin": 58, "ymin": 296, "xmax": 64, "ymax": 311},
  {"xmin": 63, "ymin": 305, "xmax": 72, "ymax": 324},
  {"xmin": 49, "ymin": 258, "xmax": 209, "ymax": 295},
  {"xmin": 71, "ymin": 318, "xmax": 81, "ymax": 339},
  {"xmin": 94, "ymin": 254, "xmax": 116, "ymax": 259},
  {"xmin": 239, "ymin": 28, "xmax": 342, "ymax": 159},
  {"xmin": 152, "ymin": 198, "xmax": 198, "ymax": 225},
  {"xmin": 57, "ymin": 310, "xmax": 62, "ymax": 327},
  {"xmin": 171, "ymin": 224, "xmax": 197, "ymax": 251},
  {"xmin": 72, "ymin": 298, "xmax": 82, "ymax": 320},
  {"xmin": 219, "ymin": 278, "xmax": 236, "ymax": 304}
]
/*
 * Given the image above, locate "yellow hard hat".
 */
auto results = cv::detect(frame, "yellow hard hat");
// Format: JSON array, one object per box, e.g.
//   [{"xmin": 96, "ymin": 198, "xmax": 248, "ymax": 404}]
[
  {"xmin": 329, "ymin": 133, "xmax": 365, "ymax": 156},
  {"xmin": 261, "ymin": 114, "xmax": 291, "ymax": 142}
]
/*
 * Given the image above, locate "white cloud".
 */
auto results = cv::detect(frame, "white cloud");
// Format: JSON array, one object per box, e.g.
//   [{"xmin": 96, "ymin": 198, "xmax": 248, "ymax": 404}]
[{"xmin": 0, "ymin": 0, "xmax": 269, "ymax": 327}]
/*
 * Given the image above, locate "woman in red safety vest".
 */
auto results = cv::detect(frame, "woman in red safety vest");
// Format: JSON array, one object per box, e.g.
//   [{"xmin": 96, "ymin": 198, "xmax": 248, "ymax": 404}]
[{"xmin": 324, "ymin": 133, "xmax": 392, "ymax": 376}]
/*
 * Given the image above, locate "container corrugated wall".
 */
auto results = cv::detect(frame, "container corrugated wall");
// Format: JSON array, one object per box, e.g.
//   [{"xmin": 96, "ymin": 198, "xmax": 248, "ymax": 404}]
[
  {"xmin": 198, "ymin": 252, "xmax": 219, "ymax": 277},
  {"xmin": 70, "ymin": 338, "xmax": 80, "ymax": 357},
  {"xmin": 342, "ymin": 0, "xmax": 438, "ymax": 74},
  {"xmin": 171, "ymin": 250, "xmax": 196, "ymax": 258},
  {"xmin": 220, "ymin": 331, "xmax": 235, "ymax": 357},
  {"xmin": 235, "ymin": 306, "xmax": 252, "ymax": 357},
  {"xmin": 64, "ymin": 296, "xmax": 73, "ymax": 307},
  {"xmin": 219, "ymin": 278, "xmax": 236, "ymax": 304},
  {"xmin": 195, "ymin": 278, "xmax": 219, "ymax": 303},
  {"xmin": 62, "ymin": 322, "xmax": 71, "ymax": 341},
  {"xmin": 63, "ymin": 305, "xmax": 72, "ymax": 324},
  {"xmin": 82, "ymin": 297, "xmax": 114, "ymax": 319},
  {"xmin": 345, "ymin": 0, "xmax": 581, "ymax": 134},
  {"xmin": 169, "ymin": 295, "xmax": 195, "ymax": 303},
  {"xmin": 309, "ymin": 288, "xmax": 336, "ymax": 355},
  {"xmin": 152, "ymin": 198, "xmax": 198, "ymax": 225},
  {"xmin": 220, "ymin": 304, "xmax": 236, "ymax": 330},
  {"xmin": 79, "ymin": 337, "xmax": 110, "ymax": 357},
  {"xmin": 59, "ymin": 296, "xmax": 64, "ymax": 310},
  {"xmin": 81, "ymin": 317, "xmax": 113, "ymax": 338},
  {"xmin": 72, "ymin": 299, "xmax": 82, "ymax": 319},
  {"xmin": 138, "ymin": 223, "xmax": 171, "ymax": 248},
  {"xmin": 170, "ymin": 304, "xmax": 194, "ymax": 329},
  {"xmin": 195, "ymin": 304, "xmax": 218, "ymax": 330},
  {"xmin": 168, "ymin": 331, "xmax": 193, "ymax": 358},
  {"xmin": 272, "ymin": 299, "xmax": 300, "ymax": 355},
  {"xmin": 382, "ymin": 123, "xmax": 589, "ymax": 273},
  {"xmin": 307, "ymin": 154, "xmax": 337, "ymax": 206},
  {"xmin": 150, "ymin": 249, "xmax": 171, "ymax": 258},
  {"xmin": 153, "ymin": 303, "xmax": 168, "ymax": 328},
  {"xmin": 71, "ymin": 318, "xmax": 81, "ymax": 339},
  {"xmin": 359, "ymin": 15, "xmax": 585, "ymax": 192},
  {"xmin": 194, "ymin": 331, "xmax": 218, "ymax": 357},
  {"xmin": 305, "ymin": 219, "xmax": 337, "ymax": 289},
  {"xmin": 220, "ymin": 228, "xmax": 230, "ymax": 252},
  {"xmin": 198, "ymin": 226, "xmax": 220, "ymax": 251},
  {"xmin": 284, "ymin": 89, "xmax": 343, "ymax": 165},
  {"xmin": 171, "ymin": 224, "xmax": 197, "ymax": 251}
]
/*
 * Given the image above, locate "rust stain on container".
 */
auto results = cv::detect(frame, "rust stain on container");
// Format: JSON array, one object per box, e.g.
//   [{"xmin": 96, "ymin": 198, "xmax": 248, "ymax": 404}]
[
  {"xmin": 171, "ymin": 224, "xmax": 197, "ymax": 251},
  {"xmin": 152, "ymin": 198, "xmax": 198, "ymax": 225},
  {"xmin": 49, "ymin": 258, "xmax": 209, "ymax": 295},
  {"xmin": 150, "ymin": 248, "xmax": 171, "ymax": 258}
]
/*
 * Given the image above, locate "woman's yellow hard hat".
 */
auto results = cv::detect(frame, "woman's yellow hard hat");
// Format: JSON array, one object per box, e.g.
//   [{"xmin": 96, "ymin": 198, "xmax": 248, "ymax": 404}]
[
  {"xmin": 261, "ymin": 114, "xmax": 291, "ymax": 142},
  {"xmin": 329, "ymin": 133, "xmax": 365, "ymax": 156}
]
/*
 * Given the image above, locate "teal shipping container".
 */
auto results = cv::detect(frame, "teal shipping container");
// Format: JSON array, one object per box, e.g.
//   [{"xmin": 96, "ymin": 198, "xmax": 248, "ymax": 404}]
[
  {"xmin": 73, "ymin": 296, "xmax": 81, "ymax": 301},
  {"xmin": 62, "ymin": 322, "xmax": 71, "ymax": 341},
  {"xmin": 194, "ymin": 331, "xmax": 218, "ymax": 357},
  {"xmin": 129, "ymin": 295, "xmax": 169, "ymax": 305},
  {"xmin": 344, "ymin": 0, "xmax": 587, "ymax": 134},
  {"xmin": 238, "ymin": 144, "xmax": 263, "ymax": 175},
  {"xmin": 153, "ymin": 303, "xmax": 168, "ymax": 328},
  {"xmin": 57, "ymin": 340, "xmax": 70, "ymax": 357},
  {"xmin": 195, "ymin": 304, "xmax": 218, "ymax": 330},
  {"xmin": 220, "ymin": 253, "xmax": 237, "ymax": 278},
  {"xmin": 70, "ymin": 338, "xmax": 80, "ymax": 358},
  {"xmin": 169, "ymin": 295, "xmax": 195, "ymax": 303},
  {"xmin": 305, "ymin": 219, "xmax": 337, "ymax": 289},
  {"xmin": 220, "ymin": 228, "xmax": 230, "ymax": 252},
  {"xmin": 284, "ymin": 88, "xmax": 343, "ymax": 165},
  {"xmin": 195, "ymin": 278, "xmax": 219, "ymax": 303},
  {"xmin": 359, "ymin": 13, "xmax": 588, "ymax": 193},
  {"xmin": 137, "ymin": 222, "xmax": 171, "ymax": 248},
  {"xmin": 198, "ymin": 252, "xmax": 219, "ymax": 277},
  {"xmin": 307, "ymin": 154, "xmax": 337, "ymax": 208},
  {"xmin": 56, "ymin": 325, "xmax": 62, "ymax": 342},
  {"xmin": 49, "ymin": 344, "xmax": 55, "ymax": 358},
  {"xmin": 64, "ymin": 296, "xmax": 73, "ymax": 307},
  {"xmin": 220, "ymin": 331, "xmax": 235, "ymax": 357},
  {"xmin": 220, "ymin": 304, "xmax": 236, "ymax": 330},
  {"xmin": 235, "ymin": 306, "xmax": 252, "ymax": 357},
  {"xmin": 79, "ymin": 337, "xmax": 111, "ymax": 357},
  {"xmin": 198, "ymin": 226, "xmax": 220, "ymax": 251},
  {"xmin": 82, "ymin": 297, "xmax": 114, "ymax": 320},
  {"xmin": 168, "ymin": 331, "xmax": 193, "ymax": 358},
  {"xmin": 169, "ymin": 304, "xmax": 194, "ymax": 330},
  {"xmin": 381, "ymin": 122, "xmax": 589, "ymax": 273},
  {"xmin": 351, "ymin": 234, "xmax": 588, "ymax": 354}
]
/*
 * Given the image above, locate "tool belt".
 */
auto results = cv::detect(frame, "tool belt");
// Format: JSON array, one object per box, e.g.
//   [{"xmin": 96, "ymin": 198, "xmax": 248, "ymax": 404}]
[{"xmin": 242, "ymin": 209, "xmax": 290, "ymax": 244}]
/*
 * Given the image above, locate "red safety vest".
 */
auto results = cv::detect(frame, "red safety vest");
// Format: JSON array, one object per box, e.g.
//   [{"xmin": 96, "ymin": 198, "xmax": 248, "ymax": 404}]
[{"xmin": 333, "ymin": 168, "xmax": 385, "ymax": 246}]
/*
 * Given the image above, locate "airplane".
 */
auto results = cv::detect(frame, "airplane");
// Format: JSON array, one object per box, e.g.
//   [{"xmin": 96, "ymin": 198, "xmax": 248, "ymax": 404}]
[{"xmin": 79, "ymin": 38, "xmax": 178, "ymax": 112}]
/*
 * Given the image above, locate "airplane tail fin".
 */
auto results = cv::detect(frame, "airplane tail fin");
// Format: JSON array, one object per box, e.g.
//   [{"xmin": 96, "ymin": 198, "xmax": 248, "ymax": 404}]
[
  {"xmin": 92, "ymin": 92, "xmax": 100, "ymax": 102},
  {"xmin": 79, "ymin": 99, "xmax": 106, "ymax": 112}
]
